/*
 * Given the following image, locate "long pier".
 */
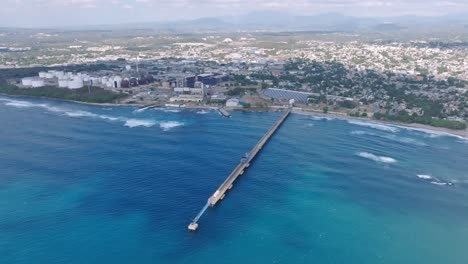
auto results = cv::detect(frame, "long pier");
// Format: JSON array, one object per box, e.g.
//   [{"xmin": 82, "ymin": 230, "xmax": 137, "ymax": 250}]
[{"xmin": 188, "ymin": 108, "xmax": 291, "ymax": 231}]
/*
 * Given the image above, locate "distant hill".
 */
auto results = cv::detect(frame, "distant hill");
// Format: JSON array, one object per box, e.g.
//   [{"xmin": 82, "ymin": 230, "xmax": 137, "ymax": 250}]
[
  {"xmin": 373, "ymin": 23, "xmax": 406, "ymax": 31},
  {"xmin": 4, "ymin": 12, "xmax": 468, "ymax": 33}
]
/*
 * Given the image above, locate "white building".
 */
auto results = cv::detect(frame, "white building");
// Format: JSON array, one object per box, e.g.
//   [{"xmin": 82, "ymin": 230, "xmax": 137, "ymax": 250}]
[{"xmin": 226, "ymin": 98, "xmax": 240, "ymax": 107}]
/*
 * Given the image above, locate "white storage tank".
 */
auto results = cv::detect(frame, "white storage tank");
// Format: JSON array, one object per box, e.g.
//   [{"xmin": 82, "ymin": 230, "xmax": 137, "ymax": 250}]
[
  {"xmin": 68, "ymin": 77, "xmax": 84, "ymax": 89},
  {"xmin": 113, "ymin": 76, "xmax": 122, "ymax": 88},
  {"xmin": 90, "ymin": 77, "xmax": 99, "ymax": 85},
  {"xmin": 45, "ymin": 72, "xmax": 54, "ymax": 79},
  {"xmin": 55, "ymin": 71, "xmax": 65, "ymax": 78},
  {"xmin": 125, "ymin": 65, "xmax": 132, "ymax": 71},
  {"xmin": 58, "ymin": 79, "xmax": 69, "ymax": 88},
  {"xmin": 31, "ymin": 79, "xmax": 45, "ymax": 88},
  {"xmin": 21, "ymin": 77, "xmax": 33, "ymax": 86}
]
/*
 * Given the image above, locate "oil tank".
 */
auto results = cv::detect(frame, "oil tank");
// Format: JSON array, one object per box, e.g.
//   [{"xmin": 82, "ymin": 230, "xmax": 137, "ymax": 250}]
[
  {"xmin": 68, "ymin": 77, "xmax": 84, "ymax": 89},
  {"xmin": 21, "ymin": 77, "xmax": 33, "ymax": 86},
  {"xmin": 31, "ymin": 79, "xmax": 45, "ymax": 88}
]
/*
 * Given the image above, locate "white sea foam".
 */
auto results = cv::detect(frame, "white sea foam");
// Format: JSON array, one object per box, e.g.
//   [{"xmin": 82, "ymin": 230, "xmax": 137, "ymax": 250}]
[
  {"xmin": 64, "ymin": 110, "xmax": 97, "ymax": 118},
  {"xmin": 159, "ymin": 121, "xmax": 184, "ymax": 131},
  {"xmin": 389, "ymin": 125, "xmax": 468, "ymax": 141},
  {"xmin": 164, "ymin": 109, "xmax": 181, "ymax": 113},
  {"xmin": 1, "ymin": 98, "xmax": 170, "ymax": 129},
  {"xmin": 430, "ymin": 181, "xmax": 453, "ymax": 186},
  {"xmin": 196, "ymin": 110, "xmax": 209, "ymax": 115},
  {"xmin": 357, "ymin": 152, "xmax": 397, "ymax": 163},
  {"xmin": 417, "ymin": 174, "xmax": 455, "ymax": 186},
  {"xmin": 351, "ymin": 130, "xmax": 368, "ymax": 135},
  {"xmin": 417, "ymin": 174, "xmax": 433, "ymax": 180},
  {"xmin": 351, "ymin": 130, "xmax": 427, "ymax": 146},
  {"xmin": 3, "ymin": 99, "xmax": 72, "ymax": 114},
  {"xmin": 98, "ymin": 115, "xmax": 120, "ymax": 121},
  {"xmin": 307, "ymin": 115, "xmax": 335, "ymax": 121},
  {"xmin": 348, "ymin": 120, "xmax": 399, "ymax": 133},
  {"xmin": 5, "ymin": 101, "xmax": 34, "ymax": 108},
  {"xmin": 124, "ymin": 119, "xmax": 157, "ymax": 128}
]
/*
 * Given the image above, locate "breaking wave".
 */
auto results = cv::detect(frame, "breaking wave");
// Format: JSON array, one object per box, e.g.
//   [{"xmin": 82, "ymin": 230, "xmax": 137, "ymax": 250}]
[
  {"xmin": 1, "ymin": 98, "xmax": 183, "ymax": 130},
  {"xmin": 431, "ymin": 181, "xmax": 453, "ymax": 186},
  {"xmin": 417, "ymin": 174, "xmax": 433, "ymax": 180},
  {"xmin": 348, "ymin": 120, "xmax": 399, "ymax": 133},
  {"xmin": 386, "ymin": 125, "xmax": 468, "ymax": 142},
  {"xmin": 164, "ymin": 109, "xmax": 181, "ymax": 113},
  {"xmin": 351, "ymin": 130, "xmax": 427, "ymax": 146},
  {"xmin": 357, "ymin": 152, "xmax": 397, "ymax": 163},
  {"xmin": 416, "ymin": 174, "xmax": 454, "ymax": 186},
  {"xmin": 159, "ymin": 121, "xmax": 184, "ymax": 131},
  {"xmin": 124, "ymin": 119, "xmax": 157, "ymax": 128},
  {"xmin": 196, "ymin": 110, "xmax": 210, "ymax": 115}
]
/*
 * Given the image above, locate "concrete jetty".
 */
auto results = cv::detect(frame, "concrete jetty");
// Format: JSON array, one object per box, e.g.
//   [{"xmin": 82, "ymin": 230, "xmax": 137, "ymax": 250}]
[
  {"xmin": 218, "ymin": 108, "xmax": 231, "ymax": 118},
  {"xmin": 188, "ymin": 108, "xmax": 291, "ymax": 231}
]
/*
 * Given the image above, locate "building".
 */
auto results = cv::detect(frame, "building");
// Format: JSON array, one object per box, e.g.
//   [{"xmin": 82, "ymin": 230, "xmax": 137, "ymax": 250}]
[{"xmin": 226, "ymin": 98, "xmax": 240, "ymax": 107}]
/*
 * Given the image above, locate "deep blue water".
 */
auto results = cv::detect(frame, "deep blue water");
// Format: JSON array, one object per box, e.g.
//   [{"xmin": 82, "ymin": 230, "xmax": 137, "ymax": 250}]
[{"xmin": 1, "ymin": 95, "xmax": 468, "ymax": 264}]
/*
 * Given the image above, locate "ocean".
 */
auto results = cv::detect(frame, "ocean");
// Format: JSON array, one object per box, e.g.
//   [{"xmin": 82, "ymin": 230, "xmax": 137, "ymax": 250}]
[{"xmin": 1, "ymin": 95, "xmax": 467, "ymax": 264}]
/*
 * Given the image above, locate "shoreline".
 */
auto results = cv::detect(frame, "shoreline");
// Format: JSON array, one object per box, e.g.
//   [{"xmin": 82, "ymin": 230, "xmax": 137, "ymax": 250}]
[
  {"xmin": 1, "ymin": 93, "xmax": 466, "ymax": 139},
  {"xmin": 293, "ymin": 107, "xmax": 468, "ymax": 139}
]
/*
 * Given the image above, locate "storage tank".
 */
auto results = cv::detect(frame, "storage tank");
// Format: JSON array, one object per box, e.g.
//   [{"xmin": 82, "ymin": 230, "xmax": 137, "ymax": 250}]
[
  {"xmin": 31, "ymin": 79, "xmax": 45, "ymax": 88},
  {"xmin": 45, "ymin": 72, "xmax": 54, "ymax": 79},
  {"xmin": 55, "ymin": 71, "xmax": 65, "ymax": 78},
  {"xmin": 21, "ymin": 77, "xmax": 33, "ymax": 86},
  {"xmin": 125, "ymin": 65, "xmax": 132, "ymax": 71},
  {"xmin": 113, "ymin": 76, "xmax": 122, "ymax": 88},
  {"xmin": 90, "ymin": 77, "xmax": 99, "ymax": 85},
  {"xmin": 68, "ymin": 77, "xmax": 84, "ymax": 89},
  {"xmin": 38, "ymin": 72, "xmax": 47, "ymax": 78},
  {"xmin": 58, "ymin": 79, "xmax": 69, "ymax": 88}
]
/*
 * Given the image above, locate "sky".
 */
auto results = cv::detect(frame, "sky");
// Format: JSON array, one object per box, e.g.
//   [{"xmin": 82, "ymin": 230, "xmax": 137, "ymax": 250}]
[{"xmin": 1, "ymin": 0, "xmax": 467, "ymax": 28}]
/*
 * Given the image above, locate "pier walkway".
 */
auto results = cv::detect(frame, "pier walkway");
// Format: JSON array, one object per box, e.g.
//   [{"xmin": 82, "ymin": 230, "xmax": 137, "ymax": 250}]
[{"xmin": 188, "ymin": 108, "xmax": 291, "ymax": 231}]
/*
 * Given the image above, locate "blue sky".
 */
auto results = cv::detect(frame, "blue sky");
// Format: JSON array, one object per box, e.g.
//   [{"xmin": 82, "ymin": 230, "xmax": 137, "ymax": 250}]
[{"xmin": 2, "ymin": 0, "xmax": 467, "ymax": 27}]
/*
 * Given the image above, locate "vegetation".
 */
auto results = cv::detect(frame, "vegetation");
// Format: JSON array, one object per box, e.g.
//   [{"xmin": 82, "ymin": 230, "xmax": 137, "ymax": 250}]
[
  {"xmin": 373, "ymin": 112, "xmax": 467, "ymax": 130},
  {"xmin": 338, "ymin": 100, "xmax": 357, "ymax": 109},
  {"xmin": 0, "ymin": 82, "xmax": 126, "ymax": 103},
  {"xmin": 226, "ymin": 87, "xmax": 256, "ymax": 96},
  {"xmin": 323, "ymin": 106, "xmax": 329, "ymax": 113}
]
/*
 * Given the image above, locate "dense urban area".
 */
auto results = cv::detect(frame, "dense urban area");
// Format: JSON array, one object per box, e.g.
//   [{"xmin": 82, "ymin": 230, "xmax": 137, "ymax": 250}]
[{"xmin": 0, "ymin": 29, "xmax": 467, "ymax": 130}]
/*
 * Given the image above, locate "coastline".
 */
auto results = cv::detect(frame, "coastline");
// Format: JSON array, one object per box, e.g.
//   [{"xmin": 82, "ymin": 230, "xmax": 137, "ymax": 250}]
[
  {"xmin": 292, "ymin": 107, "xmax": 468, "ymax": 139},
  {"xmin": 1, "ymin": 93, "xmax": 466, "ymax": 139},
  {"xmin": 0, "ymin": 92, "xmax": 143, "ymax": 107}
]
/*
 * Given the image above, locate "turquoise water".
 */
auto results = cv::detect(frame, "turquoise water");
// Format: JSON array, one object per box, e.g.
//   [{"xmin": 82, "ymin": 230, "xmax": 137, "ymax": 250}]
[{"xmin": 1, "ymin": 95, "xmax": 467, "ymax": 264}]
